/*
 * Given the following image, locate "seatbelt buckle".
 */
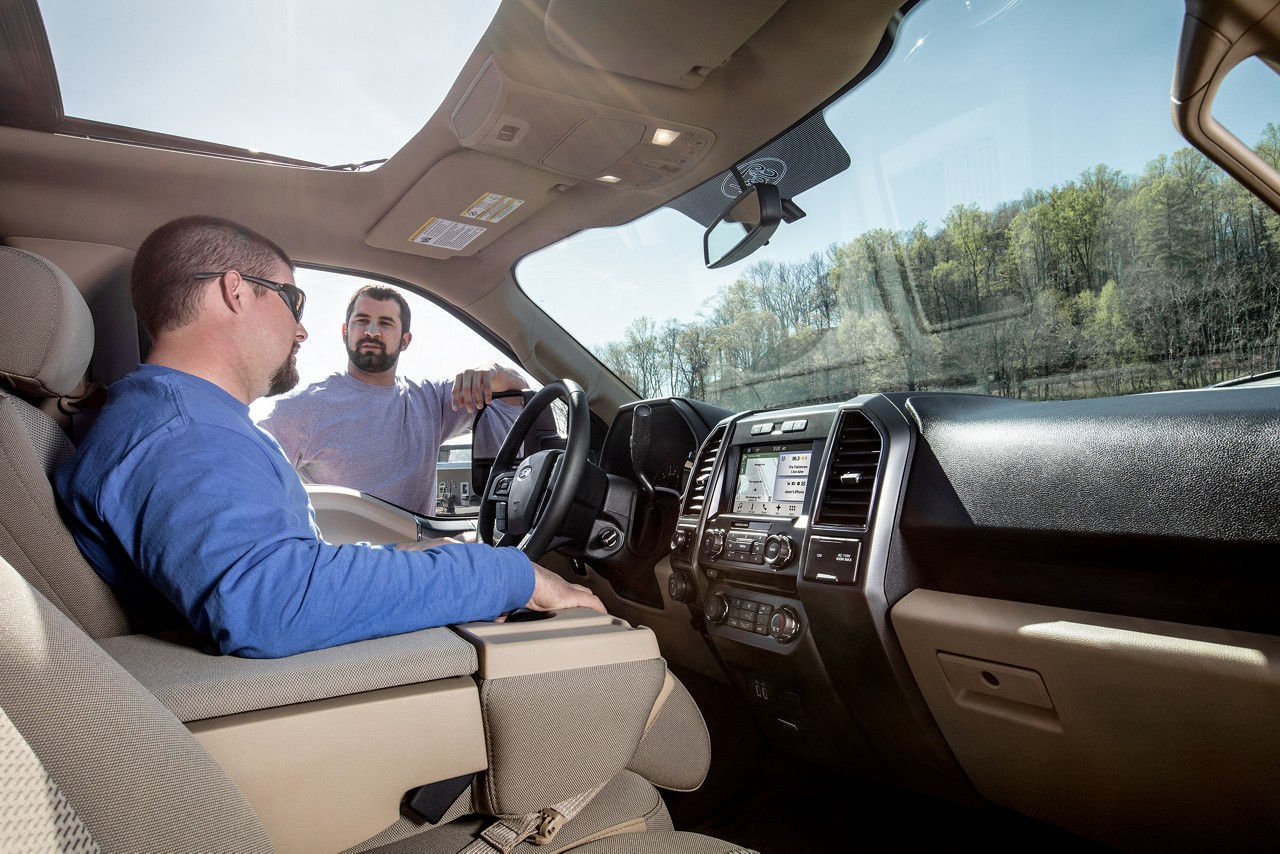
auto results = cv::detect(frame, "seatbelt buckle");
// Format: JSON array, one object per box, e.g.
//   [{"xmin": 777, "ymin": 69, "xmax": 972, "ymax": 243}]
[{"xmin": 532, "ymin": 808, "xmax": 565, "ymax": 845}]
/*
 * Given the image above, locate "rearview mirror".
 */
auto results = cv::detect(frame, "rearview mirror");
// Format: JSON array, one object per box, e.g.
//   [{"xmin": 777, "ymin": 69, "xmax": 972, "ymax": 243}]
[{"xmin": 704, "ymin": 183, "xmax": 783, "ymax": 269}]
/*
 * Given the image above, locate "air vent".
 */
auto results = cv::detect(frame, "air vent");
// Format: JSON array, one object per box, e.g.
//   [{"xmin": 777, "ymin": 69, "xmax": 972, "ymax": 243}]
[
  {"xmin": 815, "ymin": 411, "xmax": 883, "ymax": 528},
  {"xmin": 681, "ymin": 425, "xmax": 725, "ymax": 516}
]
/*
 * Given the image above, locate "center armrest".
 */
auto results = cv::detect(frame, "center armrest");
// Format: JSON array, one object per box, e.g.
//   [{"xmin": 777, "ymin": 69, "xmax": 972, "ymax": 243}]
[
  {"xmin": 453, "ymin": 607, "xmax": 661, "ymax": 678},
  {"xmin": 452, "ymin": 607, "xmax": 672, "ymax": 816},
  {"xmin": 99, "ymin": 626, "xmax": 478, "ymax": 722}
]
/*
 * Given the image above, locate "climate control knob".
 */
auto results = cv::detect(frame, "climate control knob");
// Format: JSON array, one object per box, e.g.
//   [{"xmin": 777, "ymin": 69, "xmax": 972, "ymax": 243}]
[
  {"xmin": 704, "ymin": 593, "xmax": 729, "ymax": 624},
  {"xmin": 763, "ymin": 534, "xmax": 795, "ymax": 568},
  {"xmin": 769, "ymin": 606, "xmax": 801, "ymax": 643},
  {"xmin": 701, "ymin": 529, "xmax": 725, "ymax": 559}
]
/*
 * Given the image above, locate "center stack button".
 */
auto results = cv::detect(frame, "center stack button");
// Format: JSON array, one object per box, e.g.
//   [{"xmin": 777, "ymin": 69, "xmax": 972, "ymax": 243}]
[{"xmin": 702, "ymin": 529, "xmax": 725, "ymax": 559}]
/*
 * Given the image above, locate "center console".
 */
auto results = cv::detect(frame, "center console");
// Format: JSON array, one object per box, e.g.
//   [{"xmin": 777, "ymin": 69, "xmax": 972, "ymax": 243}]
[
  {"xmin": 667, "ymin": 401, "xmax": 897, "ymax": 772},
  {"xmin": 671, "ymin": 407, "xmax": 856, "ymax": 646}
]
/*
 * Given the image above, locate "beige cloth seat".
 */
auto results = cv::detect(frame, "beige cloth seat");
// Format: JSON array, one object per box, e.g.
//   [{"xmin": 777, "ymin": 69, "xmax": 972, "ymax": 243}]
[
  {"xmin": 0, "ymin": 245, "xmax": 132, "ymax": 638},
  {"xmin": 0, "ymin": 553, "xmax": 754, "ymax": 853}
]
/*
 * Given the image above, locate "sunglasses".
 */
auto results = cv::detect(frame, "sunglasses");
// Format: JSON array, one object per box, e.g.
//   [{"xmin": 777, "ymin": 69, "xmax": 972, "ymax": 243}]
[{"xmin": 194, "ymin": 271, "xmax": 306, "ymax": 321}]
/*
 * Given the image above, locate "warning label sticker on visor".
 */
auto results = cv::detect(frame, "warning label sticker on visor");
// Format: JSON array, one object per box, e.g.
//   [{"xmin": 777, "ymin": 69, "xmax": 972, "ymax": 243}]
[
  {"xmin": 410, "ymin": 217, "xmax": 486, "ymax": 251},
  {"xmin": 462, "ymin": 192, "xmax": 525, "ymax": 223}
]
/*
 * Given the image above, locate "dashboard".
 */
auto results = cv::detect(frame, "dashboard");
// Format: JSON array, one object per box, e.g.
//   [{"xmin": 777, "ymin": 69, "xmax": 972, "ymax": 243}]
[{"xmin": 589, "ymin": 386, "xmax": 1280, "ymax": 849}]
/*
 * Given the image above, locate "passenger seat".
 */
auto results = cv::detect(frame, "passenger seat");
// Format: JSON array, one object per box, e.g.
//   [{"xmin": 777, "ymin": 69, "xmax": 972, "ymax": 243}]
[{"xmin": 0, "ymin": 246, "xmax": 133, "ymax": 638}]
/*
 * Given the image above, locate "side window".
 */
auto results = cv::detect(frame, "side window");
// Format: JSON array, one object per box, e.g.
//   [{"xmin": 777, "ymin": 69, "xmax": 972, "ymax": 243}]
[
  {"xmin": 436, "ymin": 438, "xmax": 476, "ymax": 517},
  {"xmin": 252, "ymin": 268, "xmax": 546, "ymax": 519}
]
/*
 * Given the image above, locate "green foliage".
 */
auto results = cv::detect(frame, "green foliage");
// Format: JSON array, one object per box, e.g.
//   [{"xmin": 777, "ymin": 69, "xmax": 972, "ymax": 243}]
[{"xmin": 596, "ymin": 136, "xmax": 1280, "ymax": 405}]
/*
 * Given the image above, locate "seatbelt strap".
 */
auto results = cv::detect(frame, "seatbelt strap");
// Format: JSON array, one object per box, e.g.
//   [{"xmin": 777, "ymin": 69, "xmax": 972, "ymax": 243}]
[
  {"xmin": 36, "ymin": 378, "xmax": 107, "ymax": 439},
  {"xmin": 55, "ymin": 379, "xmax": 108, "ymax": 416},
  {"xmin": 462, "ymin": 671, "xmax": 673, "ymax": 852},
  {"xmin": 461, "ymin": 781, "xmax": 608, "ymax": 853}
]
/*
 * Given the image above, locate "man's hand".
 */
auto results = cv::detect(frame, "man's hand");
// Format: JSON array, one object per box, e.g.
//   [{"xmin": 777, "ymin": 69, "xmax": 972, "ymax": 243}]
[
  {"xmin": 526, "ymin": 563, "xmax": 606, "ymax": 614},
  {"xmin": 452, "ymin": 363, "xmax": 526, "ymax": 413}
]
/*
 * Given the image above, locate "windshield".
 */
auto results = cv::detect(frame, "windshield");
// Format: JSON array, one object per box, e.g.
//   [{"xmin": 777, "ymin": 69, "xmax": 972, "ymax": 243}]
[{"xmin": 517, "ymin": 0, "xmax": 1280, "ymax": 410}]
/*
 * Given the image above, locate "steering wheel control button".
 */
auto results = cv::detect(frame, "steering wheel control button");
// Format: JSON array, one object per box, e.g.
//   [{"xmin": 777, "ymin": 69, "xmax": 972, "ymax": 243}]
[
  {"xmin": 804, "ymin": 537, "xmax": 861, "ymax": 584},
  {"xmin": 704, "ymin": 593, "xmax": 729, "ymax": 624},
  {"xmin": 763, "ymin": 534, "xmax": 794, "ymax": 568},
  {"xmin": 495, "ymin": 476, "xmax": 512, "ymax": 496},
  {"xmin": 769, "ymin": 607, "xmax": 801, "ymax": 643}
]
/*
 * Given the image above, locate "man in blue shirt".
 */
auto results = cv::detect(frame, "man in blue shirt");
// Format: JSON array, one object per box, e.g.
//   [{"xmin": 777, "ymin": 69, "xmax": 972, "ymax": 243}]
[{"xmin": 55, "ymin": 215, "xmax": 603, "ymax": 658}]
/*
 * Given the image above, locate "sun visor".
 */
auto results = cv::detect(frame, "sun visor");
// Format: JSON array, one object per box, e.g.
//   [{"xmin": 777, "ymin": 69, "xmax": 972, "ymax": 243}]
[
  {"xmin": 666, "ymin": 112, "xmax": 850, "ymax": 226},
  {"xmin": 364, "ymin": 151, "xmax": 574, "ymax": 259}
]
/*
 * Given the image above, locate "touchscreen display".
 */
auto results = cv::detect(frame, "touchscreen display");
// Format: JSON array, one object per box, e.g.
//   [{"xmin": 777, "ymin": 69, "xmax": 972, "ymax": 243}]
[{"xmin": 732, "ymin": 444, "xmax": 812, "ymax": 517}]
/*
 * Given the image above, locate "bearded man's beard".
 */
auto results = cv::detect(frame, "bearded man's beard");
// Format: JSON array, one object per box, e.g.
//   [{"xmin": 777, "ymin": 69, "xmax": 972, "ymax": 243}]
[
  {"xmin": 348, "ymin": 338, "xmax": 399, "ymax": 373},
  {"xmin": 266, "ymin": 351, "xmax": 300, "ymax": 397}
]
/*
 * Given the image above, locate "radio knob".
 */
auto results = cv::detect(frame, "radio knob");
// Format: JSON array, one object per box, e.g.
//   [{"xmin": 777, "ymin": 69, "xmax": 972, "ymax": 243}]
[
  {"xmin": 763, "ymin": 534, "xmax": 795, "ymax": 568},
  {"xmin": 671, "ymin": 528, "xmax": 690, "ymax": 553},
  {"xmin": 702, "ymin": 529, "xmax": 725, "ymax": 559},
  {"xmin": 704, "ymin": 593, "xmax": 729, "ymax": 624},
  {"xmin": 769, "ymin": 607, "xmax": 801, "ymax": 643}
]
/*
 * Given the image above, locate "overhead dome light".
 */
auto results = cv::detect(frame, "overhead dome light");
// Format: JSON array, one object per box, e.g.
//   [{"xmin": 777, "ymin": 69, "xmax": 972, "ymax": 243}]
[
  {"xmin": 651, "ymin": 128, "xmax": 681, "ymax": 146},
  {"xmin": 598, "ymin": 175, "xmax": 623, "ymax": 183}
]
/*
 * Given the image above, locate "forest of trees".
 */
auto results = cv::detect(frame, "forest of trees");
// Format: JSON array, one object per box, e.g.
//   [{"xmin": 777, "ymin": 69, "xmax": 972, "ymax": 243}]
[{"xmin": 595, "ymin": 130, "xmax": 1280, "ymax": 410}]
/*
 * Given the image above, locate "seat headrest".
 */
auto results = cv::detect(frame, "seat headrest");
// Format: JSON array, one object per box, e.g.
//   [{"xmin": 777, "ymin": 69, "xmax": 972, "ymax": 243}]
[{"xmin": 0, "ymin": 247, "xmax": 94, "ymax": 399}]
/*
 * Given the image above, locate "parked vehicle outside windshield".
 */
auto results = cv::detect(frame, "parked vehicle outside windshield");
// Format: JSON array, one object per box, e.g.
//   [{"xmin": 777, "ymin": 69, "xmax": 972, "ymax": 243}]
[{"xmin": 517, "ymin": 0, "xmax": 1280, "ymax": 411}]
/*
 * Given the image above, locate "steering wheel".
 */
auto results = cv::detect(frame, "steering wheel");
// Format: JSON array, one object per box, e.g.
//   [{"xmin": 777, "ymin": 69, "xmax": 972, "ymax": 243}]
[{"xmin": 477, "ymin": 379, "xmax": 590, "ymax": 560}]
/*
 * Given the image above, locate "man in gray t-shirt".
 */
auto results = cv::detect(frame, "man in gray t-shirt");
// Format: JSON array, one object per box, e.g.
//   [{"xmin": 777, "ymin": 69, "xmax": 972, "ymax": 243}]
[{"xmin": 258, "ymin": 285, "xmax": 523, "ymax": 515}]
